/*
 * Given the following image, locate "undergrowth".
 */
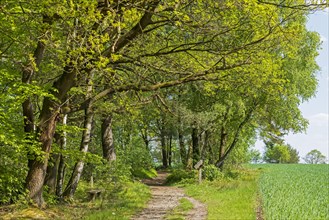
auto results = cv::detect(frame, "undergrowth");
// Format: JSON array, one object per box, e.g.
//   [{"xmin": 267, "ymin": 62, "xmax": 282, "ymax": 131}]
[{"xmin": 1, "ymin": 180, "xmax": 151, "ymax": 220}]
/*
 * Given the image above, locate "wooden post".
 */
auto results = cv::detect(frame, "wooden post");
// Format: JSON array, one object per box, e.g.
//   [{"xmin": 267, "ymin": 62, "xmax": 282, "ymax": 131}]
[
  {"xmin": 90, "ymin": 173, "xmax": 94, "ymax": 188},
  {"xmin": 198, "ymin": 168, "xmax": 202, "ymax": 184},
  {"xmin": 194, "ymin": 160, "xmax": 203, "ymax": 184}
]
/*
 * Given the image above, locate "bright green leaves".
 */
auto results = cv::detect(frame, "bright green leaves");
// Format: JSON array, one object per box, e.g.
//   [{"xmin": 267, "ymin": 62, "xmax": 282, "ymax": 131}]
[
  {"xmin": 0, "ymin": 77, "xmax": 28, "ymax": 205},
  {"xmin": 0, "ymin": 0, "xmax": 323, "ymax": 205},
  {"xmin": 121, "ymin": 7, "xmax": 141, "ymax": 29},
  {"xmin": 265, "ymin": 144, "xmax": 291, "ymax": 163}
]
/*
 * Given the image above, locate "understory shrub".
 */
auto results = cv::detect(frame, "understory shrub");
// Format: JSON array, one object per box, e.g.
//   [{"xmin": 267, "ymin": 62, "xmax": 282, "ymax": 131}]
[
  {"xmin": 202, "ymin": 164, "xmax": 224, "ymax": 181},
  {"xmin": 0, "ymin": 143, "xmax": 27, "ymax": 205},
  {"xmin": 166, "ymin": 169, "xmax": 196, "ymax": 185}
]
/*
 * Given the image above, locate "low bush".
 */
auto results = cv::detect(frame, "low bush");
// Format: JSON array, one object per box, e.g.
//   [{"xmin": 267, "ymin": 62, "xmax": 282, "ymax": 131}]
[
  {"xmin": 166, "ymin": 169, "xmax": 196, "ymax": 185},
  {"xmin": 202, "ymin": 164, "xmax": 224, "ymax": 181}
]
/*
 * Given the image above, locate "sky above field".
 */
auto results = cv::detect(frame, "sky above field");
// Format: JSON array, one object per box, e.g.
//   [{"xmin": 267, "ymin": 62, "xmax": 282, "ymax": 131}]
[{"xmin": 255, "ymin": 9, "xmax": 329, "ymax": 162}]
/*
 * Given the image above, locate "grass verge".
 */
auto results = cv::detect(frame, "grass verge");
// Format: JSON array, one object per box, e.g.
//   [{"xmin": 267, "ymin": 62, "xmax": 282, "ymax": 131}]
[
  {"xmin": 83, "ymin": 181, "xmax": 151, "ymax": 220},
  {"xmin": 165, "ymin": 198, "xmax": 194, "ymax": 220},
  {"xmin": 182, "ymin": 168, "xmax": 260, "ymax": 220}
]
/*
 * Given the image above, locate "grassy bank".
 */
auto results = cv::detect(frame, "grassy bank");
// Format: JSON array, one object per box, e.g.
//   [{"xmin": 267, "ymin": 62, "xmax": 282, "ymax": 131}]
[
  {"xmin": 84, "ymin": 181, "xmax": 151, "ymax": 220},
  {"xmin": 169, "ymin": 167, "xmax": 260, "ymax": 220},
  {"xmin": 1, "ymin": 181, "xmax": 151, "ymax": 220}
]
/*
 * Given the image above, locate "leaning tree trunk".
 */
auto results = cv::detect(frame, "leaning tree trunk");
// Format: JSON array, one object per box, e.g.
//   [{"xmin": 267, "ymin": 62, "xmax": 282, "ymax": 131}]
[
  {"xmin": 63, "ymin": 104, "xmax": 94, "ymax": 198},
  {"xmin": 215, "ymin": 106, "xmax": 255, "ymax": 169},
  {"xmin": 25, "ymin": 66, "xmax": 77, "ymax": 207},
  {"xmin": 215, "ymin": 107, "xmax": 230, "ymax": 169},
  {"xmin": 63, "ymin": 71, "xmax": 94, "ymax": 198},
  {"xmin": 102, "ymin": 115, "xmax": 116, "ymax": 162},
  {"xmin": 217, "ymin": 127, "xmax": 227, "ymax": 170}
]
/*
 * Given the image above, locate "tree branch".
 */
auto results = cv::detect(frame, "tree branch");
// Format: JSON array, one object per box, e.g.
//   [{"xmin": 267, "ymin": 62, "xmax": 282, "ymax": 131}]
[
  {"xmin": 102, "ymin": 0, "xmax": 161, "ymax": 56},
  {"xmin": 257, "ymin": 0, "xmax": 328, "ymax": 10}
]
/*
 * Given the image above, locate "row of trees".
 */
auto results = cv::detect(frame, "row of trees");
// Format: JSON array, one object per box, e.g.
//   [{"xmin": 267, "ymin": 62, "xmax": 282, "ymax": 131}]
[
  {"xmin": 0, "ymin": 0, "xmax": 326, "ymax": 206},
  {"xmin": 250, "ymin": 143, "xmax": 300, "ymax": 164},
  {"xmin": 250, "ymin": 145, "xmax": 327, "ymax": 164}
]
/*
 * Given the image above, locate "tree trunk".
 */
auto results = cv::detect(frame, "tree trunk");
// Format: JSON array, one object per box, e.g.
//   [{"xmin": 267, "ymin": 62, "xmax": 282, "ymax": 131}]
[
  {"xmin": 63, "ymin": 73, "xmax": 94, "ymax": 198},
  {"xmin": 25, "ymin": 110, "xmax": 57, "ymax": 207},
  {"xmin": 215, "ymin": 106, "xmax": 255, "ymax": 168},
  {"xmin": 160, "ymin": 126, "xmax": 168, "ymax": 168},
  {"xmin": 22, "ymin": 41, "xmax": 47, "ymax": 171},
  {"xmin": 140, "ymin": 127, "xmax": 150, "ymax": 150},
  {"xmin": 186, "ymin": 143, "xmax": 193, "ymax": 170},
  {"xmin": 216, "ymin": 127, "xmax": 227, "ymax": 169},
  {"xmin": 202, "ymin": 130, "xmax": 210, "ymax": 160},
  {"xmin": 45, "ymin": 116, "xmax": 69, "ymax": 194},
  {"xmin": 25, "ymin": 65, "xmax": 77, "ymax": 206},
  {"xmin": 178, "ymin": 131, "xmax": 187, "ymax": 166},
  {"xmin": 192, "ymin": 125, "xmax": 200, "ymax": 166},
  {"xmin": 56, "ymin": 154, "xmax": 66, "ymax": 198},
  {"xmin": 102, "ymin": 115, "xmax": 116, "ymax": 162},
  {"xmin": 178, "ymin": 110, "xmax": 187, "ymax": 166},
  {"xmin": 168, "ymin": 135, "xmax": 172, "ymax": 167},
  {"xmin": 22, "ymin": 40, "xmax": 46, "ymax": 134},
  {"xmin": 161, "ymin": 138, "xmax": 168, "ymax": 168},
  {"xmin": 63, "ymin": 105, "xmax": 94, "ymax": 198},
  {"xmin": 44, "ymin": 153, "xmax": 59, "ymax": 194},
  {"xmin": 56, "ymin": 113, "xmax": 68, "ymax": 198}
]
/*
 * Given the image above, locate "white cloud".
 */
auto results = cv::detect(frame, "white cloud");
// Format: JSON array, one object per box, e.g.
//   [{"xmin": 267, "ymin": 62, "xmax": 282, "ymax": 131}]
[{"xmin": 308, "ymin": 113, "xmax": 329, "ymax": 126}]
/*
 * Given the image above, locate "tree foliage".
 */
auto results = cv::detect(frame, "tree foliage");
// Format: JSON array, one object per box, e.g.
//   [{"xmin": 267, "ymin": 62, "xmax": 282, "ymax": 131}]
[
  {"xmin": 304, "ymin": 149, "xmax": 327, "ymax": 164},
  {"xmin": 0, "ymin": 0, "xmax": 324, "ymax": 206},
  {"xmin": 264, "ymin": 143, "xmax": 300, "ymax": 164}
]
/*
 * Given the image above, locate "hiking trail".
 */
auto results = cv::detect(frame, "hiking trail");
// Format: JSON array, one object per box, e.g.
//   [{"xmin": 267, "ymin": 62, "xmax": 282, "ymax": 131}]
[{"xmin": 131, "ymin": 171, "xmax": 207, "ymax": 220}]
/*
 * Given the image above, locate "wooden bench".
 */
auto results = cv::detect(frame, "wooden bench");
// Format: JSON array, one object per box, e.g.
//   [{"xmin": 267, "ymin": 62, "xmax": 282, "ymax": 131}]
[{"xmin": 87, "ymin": 189, "xmax": 103, "ymax": 201}]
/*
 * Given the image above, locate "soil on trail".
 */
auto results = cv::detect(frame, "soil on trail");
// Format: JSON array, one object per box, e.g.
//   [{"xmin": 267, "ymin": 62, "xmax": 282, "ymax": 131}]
[{"xmin": 131, "ymin": 171, "xmax": 207, "ymax": 220}]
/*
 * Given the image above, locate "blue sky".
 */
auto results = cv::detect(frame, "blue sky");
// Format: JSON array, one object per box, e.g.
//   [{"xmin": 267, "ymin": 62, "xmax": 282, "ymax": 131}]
[{"xmin": 256, "ymin": 9, "xmax": 329, "ymax": 162}]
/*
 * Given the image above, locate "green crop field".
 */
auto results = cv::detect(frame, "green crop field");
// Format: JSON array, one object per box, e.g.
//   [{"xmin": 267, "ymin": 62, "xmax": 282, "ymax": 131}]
[{"xmin": 255, "ymin": 164, "xmax": 329, "ymax": 220}]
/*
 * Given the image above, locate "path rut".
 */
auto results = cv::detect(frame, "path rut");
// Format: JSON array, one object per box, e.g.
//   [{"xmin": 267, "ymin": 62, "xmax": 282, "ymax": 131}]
[{"xmin": 131, "ymin": 171, "xmax": 207, "ymax": 220}]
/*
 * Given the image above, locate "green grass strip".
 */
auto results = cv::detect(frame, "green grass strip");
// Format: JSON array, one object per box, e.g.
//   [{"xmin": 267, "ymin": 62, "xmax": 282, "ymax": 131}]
[
  {"xmin": 165, "ymin": 198, "xmax": 194, "ymax": 220},
  {"xmin": 183, "ymin": 171, "xmax": 259, "ymax": 220}
]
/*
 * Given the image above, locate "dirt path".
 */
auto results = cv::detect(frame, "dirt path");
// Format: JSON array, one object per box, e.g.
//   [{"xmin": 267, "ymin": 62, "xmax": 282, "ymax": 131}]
[{"xmin": 131, "ymin": 171, "xmax": 207, "ymax": 220}]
